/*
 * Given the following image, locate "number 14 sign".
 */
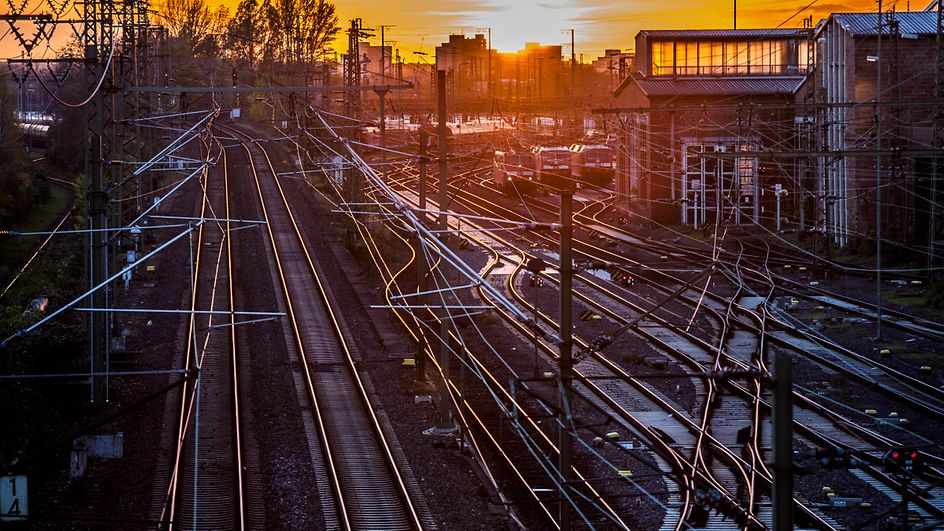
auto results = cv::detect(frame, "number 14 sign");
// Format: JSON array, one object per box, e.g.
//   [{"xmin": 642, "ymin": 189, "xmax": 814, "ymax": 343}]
[{"xmin": 0, "ymin": 475, "xmax": 27, "ymax": 521}]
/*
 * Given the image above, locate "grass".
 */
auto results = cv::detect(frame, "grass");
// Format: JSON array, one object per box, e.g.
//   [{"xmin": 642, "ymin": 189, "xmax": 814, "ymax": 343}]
[
  {"xmin": 0, "ymin": 183, "xmax": 73, "ymax": 279},
  {"xmin": 881, "ymin": 289, "xmax": 944, "ymax": 319}
]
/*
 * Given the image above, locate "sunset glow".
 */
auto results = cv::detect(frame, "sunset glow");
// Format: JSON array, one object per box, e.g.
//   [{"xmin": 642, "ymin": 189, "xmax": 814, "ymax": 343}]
[{"xmin": 321, "ymin": 0, "xmax": 879, "ymax": 58}]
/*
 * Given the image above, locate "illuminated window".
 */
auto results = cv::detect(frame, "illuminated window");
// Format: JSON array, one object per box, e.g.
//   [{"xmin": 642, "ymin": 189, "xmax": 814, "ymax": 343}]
[
  {"xmin": 710, "ymin": 42, "xmax": 724, "ymax": 74},
  {"xmin": 749, "ymin": 42, "xmax": 764, "ymax": 73},
  {"xmin": 651, "ymin": 41, "xmax": 674, "ymax": 75},
  {"xmin": 698, "ymin": 42, "xmax": 711, "ymax": 75},
  {"xmin": 683, "ymin": 42, "xmax": 698, "ymax": 75},
  {"xmin": 736, "ymin": 43, "xmax": 749, "ymax": 74},
  {"xmin": 798, "ymin": 40, "xmax": 809, "ymax": 72}
]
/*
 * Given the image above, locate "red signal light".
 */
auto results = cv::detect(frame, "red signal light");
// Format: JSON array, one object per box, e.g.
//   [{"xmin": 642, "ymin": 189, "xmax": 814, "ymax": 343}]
[
  {"xmin": 910, "ymin": 452, "xmax": 918, "ymax": 459},
  {"xmin": 892, "ymin": 452, "xmax": 899, "ymax": 459}
]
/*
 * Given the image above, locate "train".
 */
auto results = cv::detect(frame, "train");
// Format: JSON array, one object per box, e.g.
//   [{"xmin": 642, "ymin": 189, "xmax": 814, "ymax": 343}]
[
  {"xmin": 532, "ymin": 145, "xmax": 572, "ymax": 190},
  {"xmin": 569, "ymin": 144, "xmax": 615, "ymax": 188},
  {"xmin": 492, "ymin": 149, "xmax": 538, "ymax": 195},
  {"xmin": 492, "ymin": 143, "xmax": 615, "ymax": 194},
  {"xmin": 15, "ymin": 112, "xmax": 55, "ymax": 151}
]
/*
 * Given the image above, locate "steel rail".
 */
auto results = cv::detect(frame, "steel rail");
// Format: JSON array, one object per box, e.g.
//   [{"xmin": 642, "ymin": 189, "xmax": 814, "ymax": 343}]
[{"xmin": 230, "ymin": 125, "xmax": 424, "ymax": 530}]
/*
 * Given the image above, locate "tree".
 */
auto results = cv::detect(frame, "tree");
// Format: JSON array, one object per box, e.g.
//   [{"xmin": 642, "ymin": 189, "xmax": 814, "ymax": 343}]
[
  {"xmin": 225, "ymin": 0, "xmax": 262, "ymax": 69},
  {"xmin": 0, "ymin": 86, "xmax": 44, "ymax": 226},
  {"xmin": 155, "ymin": 0, "xmax": 229, "ymax": 58},
  {"xmin": 263, "ymin": 0, "xmax": 339, "ymax": 64}
]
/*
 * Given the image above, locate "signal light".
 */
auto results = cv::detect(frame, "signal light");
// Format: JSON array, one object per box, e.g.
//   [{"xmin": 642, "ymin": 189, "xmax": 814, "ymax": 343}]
[
  {"xmin": 608, "ymin": 267, "xmax": 634, "ymax": 287},
  {"xmin": 814, "ymin": 447, "xmax": 862, "ymax": 469},
  {"xmin": 883, "ymin": 448, "xmax": 923, "ymax": 474}
]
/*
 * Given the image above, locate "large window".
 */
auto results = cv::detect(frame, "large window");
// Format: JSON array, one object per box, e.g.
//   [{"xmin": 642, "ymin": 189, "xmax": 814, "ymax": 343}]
[
  {"xmin": 650, "ymin": 39, "xmax": 796, "ymax": 76},
  {"xmin": 651, "ymin": 41, "xmax": 674, "ymax": 76}
]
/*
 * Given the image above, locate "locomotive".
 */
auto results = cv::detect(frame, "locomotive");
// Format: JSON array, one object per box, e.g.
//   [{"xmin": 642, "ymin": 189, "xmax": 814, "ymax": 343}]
[
  {"xmin": 569, "ymin": 144, "xmax": 615, "ymax": 188},
  {"xmin": 532, "ymin": 145, "xmax": 572, "ymax": 190},
  {"xmin": 492, "ymin": 150, "xmax": 537, "ymax": 195}
]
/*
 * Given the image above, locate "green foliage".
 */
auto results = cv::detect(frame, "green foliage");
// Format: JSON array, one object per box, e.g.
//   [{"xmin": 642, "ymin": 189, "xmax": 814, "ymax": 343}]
[
  {"xmin": 927, "ymin": 280, "xmax": 944, "ymax": 309},
  {"xmin": 0, "ymin": 230, "xmax": 84, "ymax": 467},
  {"xmin": 0, "ymin": 87, "xmax": 47, "ymax": 227}
]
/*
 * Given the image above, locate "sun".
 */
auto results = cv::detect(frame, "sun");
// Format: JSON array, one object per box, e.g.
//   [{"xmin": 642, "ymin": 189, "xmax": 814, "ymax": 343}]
[{"xmin": 449, "ymin": 1, "xmax": 593, "ymax": 53}]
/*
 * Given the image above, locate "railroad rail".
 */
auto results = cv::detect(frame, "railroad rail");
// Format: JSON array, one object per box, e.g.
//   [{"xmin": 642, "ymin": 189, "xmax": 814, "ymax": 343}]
[
  {"xmin": 228, "ymin": 124, "xmax": 427, "ymax": 531},
  {"xmin": 159, "ymin": 132, "xmax": 249, "ymax": 530}
]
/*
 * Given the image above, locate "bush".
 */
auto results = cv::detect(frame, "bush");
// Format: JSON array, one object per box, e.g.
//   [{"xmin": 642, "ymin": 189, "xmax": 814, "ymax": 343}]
[{"xmin": 927, "ymin": 280, "xmax": 944, "ymax": 309}]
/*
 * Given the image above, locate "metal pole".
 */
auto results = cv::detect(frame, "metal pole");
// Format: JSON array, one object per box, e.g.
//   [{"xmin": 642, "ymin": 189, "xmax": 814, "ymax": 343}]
[
  {"xmin": 487, "ymin": 28, "xmax": 492, "ymax": 107},
  {"xmin": 570, "ymin": 29, "xmax": 576, "ymax": 101},
  {"xmin": 436, "ymin": 69, "xmax": 452, "ymax": 428},
  {"xmin": 930, "ymin": 2, "xmax": 942, "ymax": 282},
  {"xmin": 559, "ymin": 188, "xmax": 574, "ymax": 531},
  {"xmin": 772, "ymin": 352, "xmax": 793, "ymax": 531},
  {"xmin": 776, "ymin": 183, "xmax": 782, "ymax": 232},
  {"xmin": 416, "ymin": 131, "xmax": 428, "ymax": 384},
  {"xmin": 876, "ymin": 0, "xmax": 883, "ymax": 339},
  {"xmin": 86, "ymin": 41, "xmax": 108, "ymax": 404},
  {"xmin": 378, "ymin": 89, "xmax": 387, "ymax": 178}
]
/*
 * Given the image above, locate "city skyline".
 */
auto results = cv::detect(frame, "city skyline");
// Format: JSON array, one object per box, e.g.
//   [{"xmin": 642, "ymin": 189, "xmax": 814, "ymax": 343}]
[
  {"xmin": 322, "ymin": 0, "xmax": 879, "ymax": 59},
  {"xmin": 0, "ymin": 0, "xmax": 894, "ymax": 63}
]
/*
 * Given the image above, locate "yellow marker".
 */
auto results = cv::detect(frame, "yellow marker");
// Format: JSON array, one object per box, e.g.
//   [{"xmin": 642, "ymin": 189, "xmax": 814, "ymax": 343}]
[
  {"xmin": 799, "ymin": 266, "xmax": 807, "ymax": 272},
  {"xmin": 660, "ymin": 255, "xmax": 668, "ymax": 261},
  {"xmin": 860, "ymin": 502, "xmax": 872, "ymax": 509},
  {"xmin": 543, "ymin": 372, "xmax": 554, "ymax": 380},
  {"xmin": 826, "ymin": 492, "xmax": 836, "ymax": 497},
  {"xmin": 822, "ymin": 487, "xmax": 833, "ymax": 493},
  {"xmin": 146, "ymin": 265, "xmax": 156, "ymax": 272},
  {"xmin": 889, "ymin": 411, "xmax": 899, "ymax": 417},
  {"xmin": 880, "ymin": 349, "xmax": 891, "ymax": 356},
  {"xmin": 911, "ymin": 280, "xmax": 923, "ymax": 285},
  {"xmin": 865, "ymin": 409, "xmax": 878, "ymax": 415},
  {"xmin": 784, "ymin": 264, "xmax": 792, "ymax": 269},
  {"xmin": 899, "ymin": 418, "xmax": 909, "ymax": 424},
  {"xmin": 605, "ymin": 431, "xmax": 620, "ymax": 440},
  {"xmin": 921, "ymin": 366, "xmax": 932, "ymax": 372},
  {"xmin": 618, "ymin": 470, "xmax": 633, "ymax": 477},
  {"xmin": 401, "ymin": 358, "xmax": 416, "ymax": 367}
]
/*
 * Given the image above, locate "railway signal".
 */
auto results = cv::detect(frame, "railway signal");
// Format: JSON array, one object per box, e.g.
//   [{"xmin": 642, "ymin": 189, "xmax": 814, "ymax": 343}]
[
  {"xmin": 692, "ymin": 488, "xmax": 753, "ymax": 527},
  {"xmin": 883, "ymin": 448, "xmax": 924, "ymax": 474},
  {"xmin": 608, "ymin": 267, "xmax": 634, "ymax": 287},
  {"xmin": 815, "ymin": 447, "xmax": 863, "ymax": 469}
]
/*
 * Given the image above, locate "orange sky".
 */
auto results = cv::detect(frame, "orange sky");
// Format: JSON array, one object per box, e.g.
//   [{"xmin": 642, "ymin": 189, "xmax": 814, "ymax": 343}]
[
  {"xmin": 321, "ymin": 0, "xmax": 881, "ymax": 59},
  {"xmin": 1, "ymin": 0, "xmax": 891, "ymax": 63}
]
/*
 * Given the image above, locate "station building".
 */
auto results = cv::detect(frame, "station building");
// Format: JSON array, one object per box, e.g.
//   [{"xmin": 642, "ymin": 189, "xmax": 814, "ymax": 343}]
[
  {"xmin": 607, "ymin": 28, "xmax": 811, "ymax": 226},
  {"xmin": 800, "ymin": 11, "xmax": 942, "ymax": 249}
]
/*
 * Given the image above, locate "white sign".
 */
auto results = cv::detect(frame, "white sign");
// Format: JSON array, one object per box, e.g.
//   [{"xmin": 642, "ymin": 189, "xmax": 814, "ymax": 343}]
[{"xmin": 0, "ymin": 475, "xmax": 27, "ymax": 521}]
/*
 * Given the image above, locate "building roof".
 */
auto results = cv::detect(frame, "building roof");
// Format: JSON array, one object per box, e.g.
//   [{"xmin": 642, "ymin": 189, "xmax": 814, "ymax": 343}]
[
  {"xmin": 637, "ymin": 28, "xmax": 809, "ymax": 40},
  {"xmin": 828, "ymin": 11, "xmax": 940, "ymax": 36},
  {"xmin": 629, "ymin": 76, "xmax": 805, "ymax": 97}
]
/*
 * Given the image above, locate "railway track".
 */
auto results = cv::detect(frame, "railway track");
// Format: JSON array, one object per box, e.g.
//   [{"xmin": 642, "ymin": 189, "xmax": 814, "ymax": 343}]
[
  {"xmin": 276, "ymin": 122, "xmax": 944, "ymax": 528},
  {"xmin": 460, "ymin": 174, "xmax": 944, "ymax": 420},
  {"xmin": 159, "ymin": 132, "xmax": 250, "ymax": 530},
  {"xmin": 381, "ymin": 169, "xmax": 778, "ymax": 530},
  {"xmin": 412, "ymin": 165, "xmax": 944, "ymax": 528},
  {"xmin": 229, "ymin": 125, "xmax": 428, "ymax": 531}
]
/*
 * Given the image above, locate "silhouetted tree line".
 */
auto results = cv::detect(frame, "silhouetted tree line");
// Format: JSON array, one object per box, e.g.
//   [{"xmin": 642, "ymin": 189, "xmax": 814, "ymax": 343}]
[
  {"xmin": 154, "ymin": 0, "xmax": 339, "ymax": 79},
  {"xmin": 0, "ymin": 87, "xmax": 48, "ymax": 226}
]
